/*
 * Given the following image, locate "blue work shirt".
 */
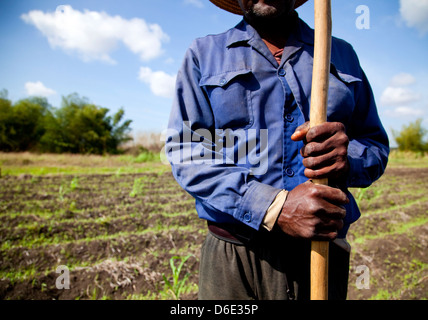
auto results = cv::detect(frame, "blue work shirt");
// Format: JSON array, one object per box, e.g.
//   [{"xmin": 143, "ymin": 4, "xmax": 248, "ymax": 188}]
[{"xmin": 165, "ymin": 15, "xmax": 389, "ymax": 238}]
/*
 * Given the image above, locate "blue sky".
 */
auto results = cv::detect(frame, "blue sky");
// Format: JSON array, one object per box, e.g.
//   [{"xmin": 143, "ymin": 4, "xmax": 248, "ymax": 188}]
[{"xmin": 1, "ymin": 0, "xmax": 427, "ymax": 147}]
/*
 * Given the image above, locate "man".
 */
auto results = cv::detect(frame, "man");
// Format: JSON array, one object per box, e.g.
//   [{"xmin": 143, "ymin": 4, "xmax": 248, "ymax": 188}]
[{"xmin": 165, "ymin": 0, "xmax": 389, "ymax": 300}]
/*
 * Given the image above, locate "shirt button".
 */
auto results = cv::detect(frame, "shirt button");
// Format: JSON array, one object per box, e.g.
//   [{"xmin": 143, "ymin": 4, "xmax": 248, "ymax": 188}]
[
  {"xmin": 219, "ymin": 78, "xmax": 227, "ymax": 86},
  {"xmin": 244, "ymin": 212, "xmax": 252, "ymax": 222},
  {"xmin": 285, "ymin": 168, "xmax": 295, "ymax": 177},
  {"xmin": 278, "ymin": 69, "xmax": 286, "ymax": 76},
  {"xmin": 285, "ymin": 114, "xmax": 294, "ymax": 122}
]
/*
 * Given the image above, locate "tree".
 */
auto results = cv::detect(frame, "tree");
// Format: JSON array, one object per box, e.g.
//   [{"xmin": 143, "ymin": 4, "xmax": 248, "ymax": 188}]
[
  {"xmin": 105, "ymin": 107, "xmax": 133, "ymax": 153},
  {"xmin": 39, "ymin": 93, "xmax": 132, "ymax": 154},
  {"xmin": 392, "ymin": 118, "xmax": 428, "ymax": 152},
  {"xmin": 0, "ymin": 90, "xmax": 13, "ymax": 150},
  {"xmin": 11, "ymin": 97, "xmax": 51, "ymax": 151},
  {"xmin": 0, "ymin": 92, "xmax": 51, "ymax": 151}
]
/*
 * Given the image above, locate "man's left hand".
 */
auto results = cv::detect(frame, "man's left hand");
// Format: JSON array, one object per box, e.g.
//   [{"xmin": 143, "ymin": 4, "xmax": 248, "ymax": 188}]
[{"xmin": 291, "ymin": 121, "xmax": 350, "ymax": 181}]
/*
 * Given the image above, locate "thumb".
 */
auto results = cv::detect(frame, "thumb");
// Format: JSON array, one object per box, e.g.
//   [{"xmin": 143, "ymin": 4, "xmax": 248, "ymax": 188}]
[{"xmin": 291, "ymin": 121, "xmax": 310, "ymax": 141}]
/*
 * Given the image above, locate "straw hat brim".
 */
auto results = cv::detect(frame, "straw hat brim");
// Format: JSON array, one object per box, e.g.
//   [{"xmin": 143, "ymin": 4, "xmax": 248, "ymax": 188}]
[{"xmin": 209, "ymin": 0, "xmax": 309, "ymax": 15}]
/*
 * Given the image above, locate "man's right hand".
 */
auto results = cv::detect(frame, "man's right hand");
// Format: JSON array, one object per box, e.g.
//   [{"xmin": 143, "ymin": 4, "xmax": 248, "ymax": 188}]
[{"xmin": 277, "ymin": 181, "xmax": 349, "ymax": 241}]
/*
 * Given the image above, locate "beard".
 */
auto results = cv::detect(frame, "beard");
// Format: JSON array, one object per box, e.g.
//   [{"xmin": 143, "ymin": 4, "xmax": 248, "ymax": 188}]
[
  {"xmin": 252, "ymin": 2, "xmax": 278, "ymax": 16},
  {"xmin": 244, "ymin": 0, "xmax": 295, "ymax": 19}
]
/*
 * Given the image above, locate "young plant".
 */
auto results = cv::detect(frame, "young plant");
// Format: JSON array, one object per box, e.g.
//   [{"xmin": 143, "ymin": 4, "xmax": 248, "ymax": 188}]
[
  {"xmin": 354, "ymin": 187, "xmax": 368, "ymax": 207},
  {"xmin": 162, "ymin": 254, "xmax": 193, "ymax": 300},
  {"xmin": 129, "ymin": 177, "xmax": 145, "ymax": 197},
  {"xmin": 70, "ymin": 177, "xmax": 79, "ymax": 191},
  {"xmin": 58, "ymin": 185, "xmax": 66, "ymax": 202}
]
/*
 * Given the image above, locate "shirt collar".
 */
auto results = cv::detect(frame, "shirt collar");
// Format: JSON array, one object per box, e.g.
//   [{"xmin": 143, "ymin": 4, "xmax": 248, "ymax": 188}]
[
  {"xmin": 225, "ymin": 19, "xmax": 255, "ymax": 48},
  {"xmin": 295, "ymin": 17, "xmax": 315, "ymax": 46}
]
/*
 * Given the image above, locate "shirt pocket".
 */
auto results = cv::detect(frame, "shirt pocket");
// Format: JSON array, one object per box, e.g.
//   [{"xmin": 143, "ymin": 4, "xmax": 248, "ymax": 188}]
[
  {"xmin": 327, "ymin": 65, "xmax": 362, "ymax": 124},
  {"xmin": 200, "ymin": 69, "xmax": 254, "ymax": 130}
]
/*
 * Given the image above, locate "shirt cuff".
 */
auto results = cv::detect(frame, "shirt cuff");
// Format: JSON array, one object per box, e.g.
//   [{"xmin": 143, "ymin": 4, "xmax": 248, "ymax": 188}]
[{"xmin": 262, "ymin": 190, "xmax": 288, "ymax": 231}]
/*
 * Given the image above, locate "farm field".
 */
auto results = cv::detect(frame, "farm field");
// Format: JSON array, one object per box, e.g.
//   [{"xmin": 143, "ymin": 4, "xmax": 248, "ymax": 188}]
[{"xmin": 0, "ymin": 152, "xmax": 427, "ymax": 300}]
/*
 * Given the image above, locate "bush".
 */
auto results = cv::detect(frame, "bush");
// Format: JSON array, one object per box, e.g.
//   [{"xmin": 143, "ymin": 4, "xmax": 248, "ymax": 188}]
[
  {"xmin": 0, "ymin": 93, "xmax": 51, "ymax": 152},
  {"xmin": 133, "ymin": 150, "xmax": 158, "ymax": 163},
  {"xmin": 392, "ymin": 118, "xmax": 428, "ymax": 153}
]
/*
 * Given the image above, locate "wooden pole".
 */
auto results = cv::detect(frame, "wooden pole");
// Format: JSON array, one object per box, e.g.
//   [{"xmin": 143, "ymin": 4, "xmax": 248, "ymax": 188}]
[{"xmin": 310, "ymin": 0, "xmax": 332, "ymax": 301}]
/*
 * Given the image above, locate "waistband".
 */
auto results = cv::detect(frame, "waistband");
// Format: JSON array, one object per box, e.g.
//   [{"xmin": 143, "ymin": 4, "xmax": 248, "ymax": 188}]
[
  {"xmin": 207, "ymin": 221, "xmax": 350, "ymax": 252},
  {"xmin": 207, "ymin": 221, "xmax": 261, "ymax": 245}
]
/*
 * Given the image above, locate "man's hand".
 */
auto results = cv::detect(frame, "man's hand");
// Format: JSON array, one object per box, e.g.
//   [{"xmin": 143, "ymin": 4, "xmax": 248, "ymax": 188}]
[
  {"xmin": 277, "ymin": 181, "xmax": 349, "ymax": 240},
  {"xmin": 291, "ymin": 121, "xmax": 350, "ymax": 181}
]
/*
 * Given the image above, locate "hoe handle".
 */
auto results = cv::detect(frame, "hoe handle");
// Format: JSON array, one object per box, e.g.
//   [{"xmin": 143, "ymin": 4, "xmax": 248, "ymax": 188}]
[{"xmin": 310, "ymin": 0, "xmax": 332, "ymax": 301}]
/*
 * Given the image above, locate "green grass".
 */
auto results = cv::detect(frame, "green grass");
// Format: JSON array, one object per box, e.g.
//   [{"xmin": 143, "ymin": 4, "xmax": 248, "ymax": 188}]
[
  {"xmin": 363, "ymin": 196, "xmax": 428, "ymax": 217},
  {"xmin": 388, "ymin": 150, "xmax": 428, "ymax": 168},
  {"xmin": 0, "ymin": 151, "xmax": 169, "ymax": 176},
  {"xmin": 352, "ymin": 215, "xmax": 428, "ymax": 244},
  {"xmin": 1, "ymin": 164, "xmax": 169, "ymax": 176},
  {"xmin": 1, "ymin": 221, "xmax": 199, "ymax": 250},
  {"xmin": 369, "ymin": 289, "xmax": 402, "ymax": 300},
  {"xmin": 368, "ymin": 259, "xmax": 428, "ymax": 300},
  {"xmin": 0, "ymin": 207, "xmax": 198, "ymax": 249},
  {"xmin": 1, "ymin": 149, "xmax": 426, "ymax": 176}
]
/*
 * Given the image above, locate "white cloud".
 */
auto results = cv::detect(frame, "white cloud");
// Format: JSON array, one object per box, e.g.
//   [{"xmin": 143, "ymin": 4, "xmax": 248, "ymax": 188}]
[
  {"xmin": 385, "ymin": 106, "xmax": 425, "ymax": 118},
  {"xmin": 183, "ymin": 0, "xmax": 204, "ymax": 8},
  {"xmin": 21, "ymin": 5, "xmax": 169, "ymax": 63},
  {"xmin": 380, "ymin": 86, "xmax": 421, "ymax": 106},
  {"xmin": 25, "ymin": 81, "xmax": 56, "ymax": 97},
  {"xmin": 381, "ymin": 73, "xmax": 426, "ymax": 119},
  {"xmin": 400, "ymin": 0, "xmax": 428, "ymax": 35},
  {"xmin": 164, "ymin": 57, "xmax": 175, "ymax": 65},
  {"xmin": 389, "ymin": 73, "xmax": 416, "ymax": 87},
  {"xmin": 138, "ymin": 67, "xmax": 176, "ymax": 98}
]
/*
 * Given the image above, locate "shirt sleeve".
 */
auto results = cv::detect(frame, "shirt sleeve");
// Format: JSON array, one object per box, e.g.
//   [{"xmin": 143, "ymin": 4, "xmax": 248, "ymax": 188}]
[
  {"xmin": 346, "ymin": 69, "xmax": 390, "ymax": 188},
  {"xmin": 165, "ymin": 45, "xmax": 282, "ymax": 231}
]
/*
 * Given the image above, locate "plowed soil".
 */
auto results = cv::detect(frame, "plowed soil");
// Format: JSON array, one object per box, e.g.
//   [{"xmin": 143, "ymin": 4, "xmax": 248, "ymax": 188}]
[{"xmin": 0, "ymin": 167, "xmax": 427, "ymax": 300}]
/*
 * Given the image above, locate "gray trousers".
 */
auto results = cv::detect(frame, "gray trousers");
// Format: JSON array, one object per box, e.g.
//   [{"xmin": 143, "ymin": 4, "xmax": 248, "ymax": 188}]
[{"xmin": 198, "ymin": 229, "xmax": 350, "ymax": 300}]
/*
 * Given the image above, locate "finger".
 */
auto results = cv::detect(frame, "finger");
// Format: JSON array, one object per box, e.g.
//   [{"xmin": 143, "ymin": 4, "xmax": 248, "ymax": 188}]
[
  {"xmin": 316, "ymin": 218, "xmax": 344, "ymax": 233},
  {"xmin": 301, "ymin": 132, "xmax": 348, "ymax": 158},
  {"xmin": 310, "ymin": 184, "xmax": 349, "ymax": 206},
  {"xmin": 301, "ymin": 141, "xmax": 332, "ymax": 158},
  {"xmin": 303, "ymin": 148, "xmax": 347, "ymax": 171},
  {"xmin": 317, "ymin": 209, "xmax": 346, "ymax": 228},
  {"xmin": 304, "ymin": 159, "xmax": 349, "ymax": 180},
  {"xmin": 316, "ymin": 217, "xmax": 344, "ymax": 240},
  {"xmin": 302, "ymin": 149, "xmax": 335, "ymax": 167},
  {"xmin": 314, "ymin": 198, "xmax": 347, "ymax": 220},
  {"xmin": 304, "ymin": 167, "xmax": 331, "ymax": 180},
  {"xmin": 312, "ymin": 231, "xmax": 339, "ymax": 241},
  {"xmin": 291, "ymin": 121, "xmax": 310, "ymax": 141},
  {"xmin": 306, "ymin": 122, "xmax": 346, "ymax": 143}
]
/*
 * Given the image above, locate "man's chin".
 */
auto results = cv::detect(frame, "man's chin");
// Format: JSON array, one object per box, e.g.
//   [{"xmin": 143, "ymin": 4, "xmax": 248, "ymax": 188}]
[
  {"xmin": 246, "ymin": 1, "xmax": 294, "ymax": 20},
  {"xmin": 252, "ymin": 3, "xmax": 280, "ymax": 17}
]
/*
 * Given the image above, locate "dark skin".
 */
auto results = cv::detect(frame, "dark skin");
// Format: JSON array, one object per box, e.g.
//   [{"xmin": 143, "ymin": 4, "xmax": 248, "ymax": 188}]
[
  {"xmin": 286, "ymin": 122, "xmax": 350, "ymax": 241},
  {"xmin": 238, "ymin": 0, "xmax": 350, "ymax": 241},
  {"xmin": 237, "ymin": 0, "xmax": 296, "ymax": 48}
]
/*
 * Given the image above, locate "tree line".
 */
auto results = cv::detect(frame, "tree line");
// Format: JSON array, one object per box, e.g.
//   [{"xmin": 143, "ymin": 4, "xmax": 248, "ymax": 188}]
[
  {"xmin": 1, "ymin": 88, "xmax": 426, "ymax": 154},
  {"xmin": 0, "ymin": 89, "xmax": 132, "ymax": 154}
]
